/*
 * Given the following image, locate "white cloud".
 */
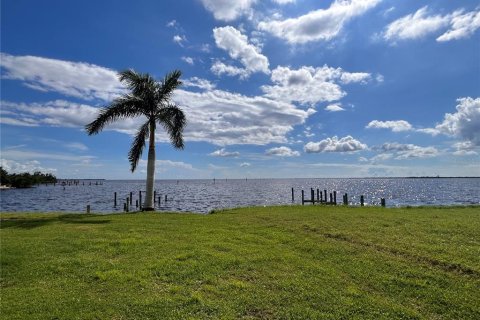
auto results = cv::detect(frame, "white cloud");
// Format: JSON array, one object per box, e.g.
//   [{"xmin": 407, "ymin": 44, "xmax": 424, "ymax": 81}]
[
  {"xmin": 155, "ymin": 160, "xmax": 193, "ymax": 170},
  {"xmin": 0, "ymin": 53, "xmax": 124, "ymax": 101},
  {"xmin": 166, "ymin": 20, "xmax": 177, "ymax": 28},
  {"xmin": 209, "ymin": 148, "xmax": 240, "ymax": 157},
  {"xmin": 211, "ymin": 61, "xmax": 250, "ymax": 79},
  {"xmin": 437, "ymin": 9, "xmax": 480, "ymax": 42},
  {"xmin": 173, "ymin": 34, "xmax": 187, "ymax": 46},
  {"xmin": 383, "ymin": 6, "xmax": 450, "ymax": 42},
  {"xmin": 377, "ymin": 142, "xmax": 440, "ymax": 160},
  {"xmin": 370, "ymin": 153, "xmax": 393, "ymax": 163},
  {"xmin": 0, "ymin": 148, "xmax": 96, "ymax": 162},
  {"xmin": 395, "ymin": 146, "xmax": 439, "ymax": 160},
  {"xmin": 65, "ymin": 142, "xmax": 88, "ymax": 152},
  {"xmin": 258, "ymin": 0, "xmax": 381, "ymax": 44},
  {"xmin": 452, "ymin": 141, "xmax": 477, "ymax": 156},
  {"xmin": 325, "ymin": 104, "xmax": 345, "ymax": 112},
  {"xmin": 200, "ymin": 0, "xmax": 256, "ymax": 21},
  {"xmin": 0, "ymin": 159, "xmax": 57, "ymax": 174},
  {"xmin": 181, "ymin": 56, "xmax": 194, "ymax": 65},
  {"xmin": 425, "ymin": 97, "xmax": 480, "ymax": 146},
  {"xmin": 261, "ymin": 65, "xmax": 371, "ymax": 105},
  {"xmin": 182, "ymin": 77, "xmax": 216, "ymax": 91},
  {"xmin": 0, "ymin": 54, "xmax": 313, "ymax": 146},
  {"xmin": 174, "ymin": 88, "xmax": 312, "ymax": 145},
  {"xmin": 265, "ymin": 146, "xmax": 300, "ymax": 157},
  {"xmin": 383, "ymin": 6, "xmax": 480, "ymax": 43},
  {"xmin": 213, "ymin": 26, "xmax": 270, "ymax": 76},
  {"xmin": 304, "ymin": 136, "xmax": 367, "ymax": 153},
  {"xmin": 366, "ymin": 120, "xmax": 413, "ymax": 132},
  {"xmin": 240, "ymin": 162, "xmax": 251, "ymax": 167},
  {"xmin": 272, "ymin": 0, "xmax": 295, "ymax": 4}
]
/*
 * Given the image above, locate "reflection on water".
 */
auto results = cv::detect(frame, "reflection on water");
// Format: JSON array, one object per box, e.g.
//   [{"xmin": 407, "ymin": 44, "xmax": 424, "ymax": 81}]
[{"xmin": 1, "ymin": 178, "xmax": 479, "ymax": 213}]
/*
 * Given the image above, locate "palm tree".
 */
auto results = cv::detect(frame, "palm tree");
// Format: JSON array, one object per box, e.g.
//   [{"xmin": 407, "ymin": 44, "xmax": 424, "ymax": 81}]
[{"xmin": 85, "ymin": 69, "xmax": 186, "ymax": 211}]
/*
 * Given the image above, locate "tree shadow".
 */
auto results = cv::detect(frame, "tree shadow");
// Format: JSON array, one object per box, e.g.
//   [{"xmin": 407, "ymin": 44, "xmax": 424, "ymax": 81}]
[{"xmin": 0, "ymin": 214, "xmax": 111, "ymax": 230}]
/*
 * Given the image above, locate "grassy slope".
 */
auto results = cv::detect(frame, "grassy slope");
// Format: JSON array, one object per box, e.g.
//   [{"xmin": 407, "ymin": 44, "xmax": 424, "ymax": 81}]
[{"xmin": 1, "ymin": 206, "xmax": 479, "ymax": 320}]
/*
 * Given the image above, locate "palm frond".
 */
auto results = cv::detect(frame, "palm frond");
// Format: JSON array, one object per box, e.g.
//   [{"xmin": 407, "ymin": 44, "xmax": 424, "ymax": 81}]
[
  {"xmin": 119, "ymin": 69, "xmax": 157, "ymax": 103},
  {"xmin": 128, "ymin": 120, "xmax": 151, "ymax": 172},
  {"xmin": 156, "ymin": 104, "xmax": 186, "ymax": 149},
  {"xmin": 157, "ymin": 70, "xmax": 182, "ymax": 102},
  {"xmin": 85, "ymin": 96, "xmax": 143, "ymax": 135}
]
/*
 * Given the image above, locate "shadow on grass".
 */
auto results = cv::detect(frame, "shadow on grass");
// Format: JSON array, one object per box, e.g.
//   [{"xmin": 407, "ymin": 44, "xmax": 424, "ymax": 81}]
[{"xmin": 0, "ymin": 214, "xmax": 111, "ymax": 230}]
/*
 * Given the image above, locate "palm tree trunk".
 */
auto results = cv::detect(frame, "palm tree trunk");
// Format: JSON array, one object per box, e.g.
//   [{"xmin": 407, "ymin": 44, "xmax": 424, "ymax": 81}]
[{"xmin": 143, "ymin": 121, "xmax": 156, "ymax": 211}]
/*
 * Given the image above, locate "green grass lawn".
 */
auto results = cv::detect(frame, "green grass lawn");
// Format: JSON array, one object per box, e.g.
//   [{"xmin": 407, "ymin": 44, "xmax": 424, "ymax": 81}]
[{"xmin": 1, "ymin": 206, "xmax": 479, "ymax": 319}]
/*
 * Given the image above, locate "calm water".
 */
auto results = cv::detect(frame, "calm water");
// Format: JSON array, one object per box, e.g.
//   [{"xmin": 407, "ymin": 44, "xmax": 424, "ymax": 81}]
[{"xmin": 0, "ymin": 178, "xmax": 479, "ymax": 214}]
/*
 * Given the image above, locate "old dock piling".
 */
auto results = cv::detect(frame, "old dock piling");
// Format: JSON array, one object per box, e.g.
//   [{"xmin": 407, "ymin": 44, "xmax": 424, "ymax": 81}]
[
  {"xmin": 360, "ymin": 195, "xmax": 364, "ymax": 206},
  {"xmin": 114, "ymin": 192, "xmax": 117, "ymax": 207},
  {"xmin": 86, "ymin": 205, "xmax": 91, "ymax": 214},
  {"xmin": 381, "ymin": 198, "xmax": 386, "ymax": 207},
  {"xmin": 291, "ymin": 188, "xmax": 294, "ymax": 202}
]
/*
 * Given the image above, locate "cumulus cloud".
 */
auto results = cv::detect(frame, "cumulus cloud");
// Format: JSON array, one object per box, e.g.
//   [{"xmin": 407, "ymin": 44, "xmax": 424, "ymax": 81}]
[
  {"xmin": 378, "ymin": 142, "xmax": 440, "ymax": 160},
  {"xmin": 211, "ymin": 61, "xmax": 250, "ymax": 79},
  {"xmin": 437, "ymin": 9, "xmax": 480, "ymax": 42},
  {"xmin": 0, "ymin": 100, "xmax": 99, "ymax": 128},
  {"xmin": 325, "ymin": 104, "xmax": 345, "ymax": 112},
  {"xmin": 272, "ymin": 0, "xmax": 295, "ymax": 4},
  {"xmin": 182, "ymin": 77, "xmax": 216, "ymax": 91},
  {"xmin": 0, "ymin": 159, "xmax": 57, "ymax": 174},
  {"xmin": 181, "ymin": 56, "xmax": 194, "ymax": 65},
  {"xmin": 366, "ymin": 120, "xmax": 413, "ymax": 132},
  {"xmin": 1, "ymin": 54, "xmax": 313, "ymax": 146},
  {"xmin": 265, "ymin": 146, "xmax": 300, "ymax": 157},
  {"xmin": 173, "ymin": 34, "xmax": 187, "ymax": 46},
  {"xmin": 304, "ymin": 136, "xmax": 367, "ymax": 153},
  {"xmin": 258, "ymin": 0, "xmax": 381, "ymax": 43},
  {"xmin": 383, "ymin": 6, "xmax": 480, "ymax": 43},
  {"xmin": 0, "ymin": 53, "xmax": 124, "ymax": 101},
  {"xmin": 424, "ymin": 97, "xmax": 480, "ymax": 146},
  {"xmin": 209, "ymin": 148, "xmax": 240, "ymax": 157},
  {"xmin": 173, "ymin": 89, "xmax": 312, "ymax": 145},
  {"xmin": 200, "ymin": 0, "xmax": 256, "ymax": 21},
  {"xmin": 261, "ymin": 65, "xmax": 371, "ymax": 105},
  {"xmin": 213, "ymin": 26, "xmax": 270, "ymax": 77},
  {"xmin": 452, "ymin": 141, "xmax": 477, "ymax": 156},
  {"xmin": 383, "ymin": 6, "xmax": 450, "ymax": 42}
]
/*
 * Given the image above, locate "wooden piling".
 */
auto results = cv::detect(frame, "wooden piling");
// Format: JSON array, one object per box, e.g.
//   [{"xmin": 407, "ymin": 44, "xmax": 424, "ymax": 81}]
[
  {"xmin": 344, "ymin": 193, "xmax": 349, "ymax": 206},
  {"xmin": 311, "ymin": 188, "xmax": 315, "ymax": 204},
  {"xmin": 136, "ymin": 200, "xmax": 139, "ymax": 208},
  {"xmin": 86, "ymin": 205, "xmax": 90, "ymax": 214},
  {"xmin": 130, "ymin": 192, "xmax": 133, "ymax": 205},
  {"xmin": 329, "ymin": 193, "xmax": 333, "ymax": 204},
  {"xmin": 360, "ymin": 195, "xmax": 364, "ymax": 206},
  {"xmin": 301, "ymin": 190, "xmax": 305, "ymax": 205},
  {"xmin": 126, "ymin": 198, "xmax": 129, "ymax": 212},
  {"xmin": 324, "ymin": 190, "xmax": 327, "ymax": 203},
  {"xmin": 114, "ymin": 192, "xmax": 117, "ymax": 207},
  {"xmin": 123, "ymin": 203, "xmax": 127, "ymax": 212},
  {"xmin": 139, "ymin": 191, "xmax": 142, "ymax": 209},
  {"xmin": 316, "ymin": 189, "xmax": 320, "ymax": 202},
  {"xmin": 165, "ymin": 195, "xmax": 167, "ymax": 202},
  {"xmin": 320, "ymin": 191, "xmax": 323, "ymax": 202},
  {"xmin": 291, "ymin": 188, "xmax": 294, "ymax": 202},
  {"xmin": 381, "ymin": 198, "xmax": 386, "ymax": 207},
  {"xmin": 333, "ymin": 191, "xmax": 337, "ymax": 205}
]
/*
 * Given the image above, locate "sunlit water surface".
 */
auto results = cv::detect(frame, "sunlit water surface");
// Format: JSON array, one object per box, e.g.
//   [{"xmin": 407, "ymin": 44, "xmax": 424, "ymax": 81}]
[{"xmin": 1, "ymin": 178, "xmax": 478, "ymax": 214}]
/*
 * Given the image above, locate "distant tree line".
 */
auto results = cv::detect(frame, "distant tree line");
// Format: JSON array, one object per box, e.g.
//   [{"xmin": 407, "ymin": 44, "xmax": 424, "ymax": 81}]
[{"xmin": 0, "ymin": 167, "xmax": 57, "ymax": 188}]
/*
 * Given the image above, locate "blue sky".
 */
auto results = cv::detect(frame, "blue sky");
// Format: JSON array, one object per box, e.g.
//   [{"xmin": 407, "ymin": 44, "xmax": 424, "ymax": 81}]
[{"xmin": 1, "ymin": 0, "xmax": 479, "ymax": 179}]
